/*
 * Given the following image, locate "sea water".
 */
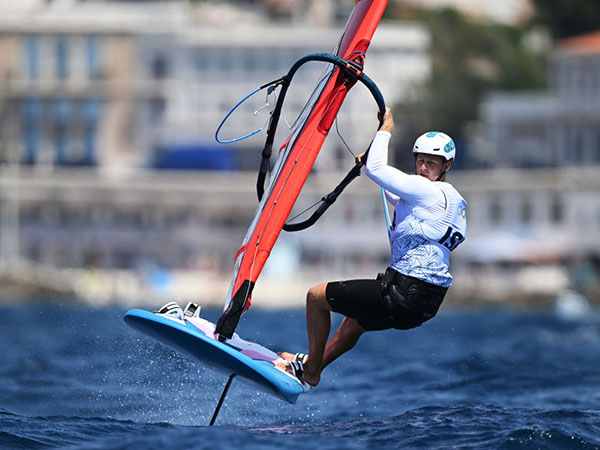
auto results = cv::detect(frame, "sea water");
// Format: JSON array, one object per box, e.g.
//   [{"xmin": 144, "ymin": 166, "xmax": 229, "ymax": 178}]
[{"xmin": 1, "ymin": 302, "xmax": 599, "ymax": 449}]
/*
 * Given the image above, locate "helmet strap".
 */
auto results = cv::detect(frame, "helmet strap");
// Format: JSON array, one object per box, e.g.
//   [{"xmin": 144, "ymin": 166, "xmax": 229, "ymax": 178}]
[{"xmin": 436, "ymin": 160, "xmax": 452, "ymax": 181}]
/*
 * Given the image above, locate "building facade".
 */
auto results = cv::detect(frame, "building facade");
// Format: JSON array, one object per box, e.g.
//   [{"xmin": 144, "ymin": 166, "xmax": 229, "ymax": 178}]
[
  {"xmin": 480, "ymin": 31, "xmax": 600, "ymax": 169},
  {"xmin": 0, "ymin": 1, "xmax": 430, "ymax": 173},
  {"xmin": 1, "ymin": 3, "xmax": 598, "ymax": 306}
]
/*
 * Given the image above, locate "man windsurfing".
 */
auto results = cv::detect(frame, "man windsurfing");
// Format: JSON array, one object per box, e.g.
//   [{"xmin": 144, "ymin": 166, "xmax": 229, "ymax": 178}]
[{"xmin": 276, "ymin": 107, "xmax": 467, "ymax": 389}]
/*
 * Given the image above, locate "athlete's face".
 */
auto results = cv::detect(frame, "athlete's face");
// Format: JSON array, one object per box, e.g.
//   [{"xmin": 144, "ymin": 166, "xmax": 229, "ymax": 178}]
[{"xmin": 414, "ymin": 153, "xmax": 450, "ymax": 181}]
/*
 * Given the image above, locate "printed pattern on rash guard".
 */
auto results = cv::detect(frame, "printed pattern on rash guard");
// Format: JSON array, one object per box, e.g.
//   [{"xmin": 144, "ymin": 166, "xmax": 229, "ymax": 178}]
[{"xmin": 365, "ymin": 131, "xmax": 467, "ymax": 288}]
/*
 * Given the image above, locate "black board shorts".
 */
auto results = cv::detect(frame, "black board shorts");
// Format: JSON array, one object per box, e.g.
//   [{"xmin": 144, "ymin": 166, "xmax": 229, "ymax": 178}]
[{"xmin": 325, "ymin": 268, "xmax": 448, "ymax": 331}]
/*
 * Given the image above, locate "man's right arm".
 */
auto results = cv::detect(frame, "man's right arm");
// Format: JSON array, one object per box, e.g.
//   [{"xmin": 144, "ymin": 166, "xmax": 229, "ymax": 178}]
[{"xmin": 365, "ymin": 132, "xmax": 444, "ymax": 209}]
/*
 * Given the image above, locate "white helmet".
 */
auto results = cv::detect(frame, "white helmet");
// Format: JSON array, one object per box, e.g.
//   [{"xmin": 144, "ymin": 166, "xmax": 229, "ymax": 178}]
[{"xmin": 412, "ymin": 131, "xmax": 455, "ymax": 161}]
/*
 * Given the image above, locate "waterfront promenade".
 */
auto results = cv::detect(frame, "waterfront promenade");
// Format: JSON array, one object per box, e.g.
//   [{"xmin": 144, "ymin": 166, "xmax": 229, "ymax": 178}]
[{"xmin": 1, "ymin": 166, "xmax": 599, "ymax": 308}]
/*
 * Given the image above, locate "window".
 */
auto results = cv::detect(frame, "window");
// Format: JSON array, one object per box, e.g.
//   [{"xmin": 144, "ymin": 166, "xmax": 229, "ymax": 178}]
[
  {"xmin": 489, "ymin": 195, "xmax": 502, "ymax": 225},
  {"xmin": 521, "ymin": 195, "xmax": 532, "ymax": 224},
  {"xmin": 54, "ymin": 128, "xmax": 67, "ymax": 164},
  {"xmin": 24, "ymin": 35, "xmax": 39, "ymax": 80},
  {"xmin": 86, "ymin": 35, "xmax": 103, "ymax": 79},
  {"xmin": 242, "ymin": 49, "xmax": 257, "ymax": 73},
  {"xmin": 152, "ymin": 53, "xmax": 169, "ymax": 79},
  {"xmin": 217, "ymin": 48, "xmax": 233, "ymax": 74},
  {"xmin": 55, "ymin": 98, "xmax": 70, "ymax": 124},
  {"xmin": 594, "ymin": 131, "xmax": 600, "ymax": 162},
  {"xmin": 83, "ymin": 99, "xmax": 101, "ymax": 164},
  {"xmin": 566, "ymin": 126, "xmax": 584, "ymax": 163},
  {"xmin": 53, "ymin": 99, "xmax": 70, "ymax": 164},
  {"xmin": 84, "ymin": 98, "xmax": 101, "ymax": 123},
  {"xmin": 56, "ymin": 35, "xmax": 69, "ymax": 80},
  {"xmin": 20, "ymin": 98, "xmax": 42, "ymax": 164},
  {"xmin": 194, "ymin": 48, "xmax": 209, "ymax": 73},
  {"xmin": 551, "ymin": 195, "xmax": 563, "ymax": 224},
  {"xmin": 265, "ymin": 48, "xmax": 281, "ymax": 72},
  {"xmin": 149, "ymin": 98, "xmax": 165, "ymax": 124}
]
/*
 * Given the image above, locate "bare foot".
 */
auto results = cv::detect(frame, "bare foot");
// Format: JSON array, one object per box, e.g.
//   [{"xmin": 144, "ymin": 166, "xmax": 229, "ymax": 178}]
[
  {"xmin": 274, "ymin": 359, "xmax": 319, "ymax": 387},
  {"xmin": 277, "ymin": 351, "xmax": 296, "ymax": 362},
  {"xmin": 277, "ymin": 352, "xmax": 308, "ymax": 363}
]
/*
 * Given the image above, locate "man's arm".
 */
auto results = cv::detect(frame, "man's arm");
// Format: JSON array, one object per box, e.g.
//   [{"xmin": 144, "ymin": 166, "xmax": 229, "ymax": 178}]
[
  {"xmin": 384, "ymin": 190, "xmax": 399, "ymax": 205},
  {"xmin": 365, "ymin": 131, "xmax": 444, "ymax": 208}
]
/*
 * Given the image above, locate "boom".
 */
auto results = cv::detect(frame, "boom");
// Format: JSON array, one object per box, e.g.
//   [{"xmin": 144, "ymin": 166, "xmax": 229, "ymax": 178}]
[{"xmin": 216, "ymin": 0, "xmax": 389, "ymax": 340}]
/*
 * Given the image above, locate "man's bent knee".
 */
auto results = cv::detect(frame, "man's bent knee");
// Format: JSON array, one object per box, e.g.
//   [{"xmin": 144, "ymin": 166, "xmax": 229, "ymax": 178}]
[{"xmin": 306, "ymin": 282, "xmax": 330, "ymax": 310}]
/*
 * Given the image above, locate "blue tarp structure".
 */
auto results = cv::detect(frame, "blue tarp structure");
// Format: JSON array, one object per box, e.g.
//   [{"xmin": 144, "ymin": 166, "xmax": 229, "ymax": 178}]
[{"xmin": 154, "ymin": 143, "xmax": 237, "ymax": 170}]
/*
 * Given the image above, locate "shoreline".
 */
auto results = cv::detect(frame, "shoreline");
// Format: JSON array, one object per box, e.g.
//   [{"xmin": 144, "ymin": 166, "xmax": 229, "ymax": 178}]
[{"xmin": 1, "ymin": 273, "xmax": 596, "ymax": 311}]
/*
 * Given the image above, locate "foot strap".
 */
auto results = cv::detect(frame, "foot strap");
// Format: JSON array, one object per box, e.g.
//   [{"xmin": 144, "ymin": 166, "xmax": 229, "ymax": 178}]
[
  {"xmin": 155, "ymin": 301, "xmax": 184, "ymax": 320},
  {"xmin": 183, "ymin": 302, "xmax": 201, "ymax": 319},
  {"xmin": 287, "ymin": 361, "xmax": 312, "ymax": 393},
  {"xmin": 289, "ymin": 360, "xmax": 304, "ymax": 379},
  {"xmin": 294, "ymin": 353, "xmax": 308, "ymax": 364}
]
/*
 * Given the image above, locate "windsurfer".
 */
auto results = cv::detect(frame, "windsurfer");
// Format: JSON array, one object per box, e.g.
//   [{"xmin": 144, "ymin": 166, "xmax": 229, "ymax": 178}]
[{"xmin": 276, "ymin": 107, "xmax": 467, "ymax": 388}]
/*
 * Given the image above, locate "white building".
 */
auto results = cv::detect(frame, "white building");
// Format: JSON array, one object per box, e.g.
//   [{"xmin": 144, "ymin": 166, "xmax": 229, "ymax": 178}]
[
  {"xmin": 480, "ymin": 31, "xmax": 600, "ymax": 169},
  {"xmin": 0, "ymin": 1, "xmax": 434, "ymax": 305},
  {"xmin": 465, "ymin": 30, "xmax": 600, "ymax": 302},
  {"xmin": 0, "ymin": 1, "xmax": 430, "ymax": 173},
  {"xmin": 397, "ymin": 0, "xmax": 534, "ymax": 25}
]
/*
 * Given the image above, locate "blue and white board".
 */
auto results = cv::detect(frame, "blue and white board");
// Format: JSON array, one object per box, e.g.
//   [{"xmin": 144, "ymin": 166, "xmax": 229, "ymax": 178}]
[{"xmin": 123, "ymin": 309, "xmax": 305, "ymax": 404}]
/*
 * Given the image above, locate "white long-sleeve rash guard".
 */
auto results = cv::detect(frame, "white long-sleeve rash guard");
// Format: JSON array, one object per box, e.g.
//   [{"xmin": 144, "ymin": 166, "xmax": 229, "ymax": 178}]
[
  {"xmin": 366, "ymin": 131, "xmax": 445, "ymax": 217},
  {"xmin": 364, "ymin": 130, "xmax": 467, "ymax": 288}
]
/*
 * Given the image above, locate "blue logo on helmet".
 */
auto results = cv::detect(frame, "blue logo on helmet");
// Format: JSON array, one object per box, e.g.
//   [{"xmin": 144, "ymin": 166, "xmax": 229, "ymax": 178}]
[
  {"xmin": 444, "ymin": 140, "xmax": 455, "ymax": 153},
  {"xmin": 426, "ymin": 131, "xmax": 439, "ymax": 138}
]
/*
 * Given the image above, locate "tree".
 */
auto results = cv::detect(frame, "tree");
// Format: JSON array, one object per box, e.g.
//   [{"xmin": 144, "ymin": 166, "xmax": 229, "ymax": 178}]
[{"xmin": 391, "ymin": 8, "xmax": 546, "ymax": 170}]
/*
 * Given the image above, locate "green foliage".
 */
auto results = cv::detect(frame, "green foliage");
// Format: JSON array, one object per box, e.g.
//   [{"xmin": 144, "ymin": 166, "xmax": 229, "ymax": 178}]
[{"xmin": 391, "ymin": 8, "xmax": 546, "ymax": 168}]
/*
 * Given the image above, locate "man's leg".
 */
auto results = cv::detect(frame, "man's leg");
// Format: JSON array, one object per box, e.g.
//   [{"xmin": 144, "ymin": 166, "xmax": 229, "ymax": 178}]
[
  {"xmin": 321, "ymin": 317, "xmax": 365, "ymax": 369},
  {"xmin": 276, "ymin": 282, "xmax": 330, "ymax": 386},
  {"xmin": 298, "ymin": 282, "xmax": 331, "ymax": 386},
  {"xmin": 277, "ymin": 282, "xmax": 365, "ymax": 386}
]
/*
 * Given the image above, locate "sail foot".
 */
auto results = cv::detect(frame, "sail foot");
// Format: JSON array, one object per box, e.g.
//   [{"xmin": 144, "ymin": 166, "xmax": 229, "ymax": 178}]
[{"xmin": 216, "ymin": 280, "xmax": 255, "ymax": 341}]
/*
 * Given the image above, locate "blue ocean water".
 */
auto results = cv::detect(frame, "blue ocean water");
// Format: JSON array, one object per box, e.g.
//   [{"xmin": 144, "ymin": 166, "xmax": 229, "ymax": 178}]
[{"xmin": 1, "ymin": 302, "xmax": 599, "ymax": 449}]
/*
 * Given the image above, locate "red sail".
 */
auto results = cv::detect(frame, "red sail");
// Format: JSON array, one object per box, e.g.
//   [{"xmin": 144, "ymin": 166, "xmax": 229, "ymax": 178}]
[{"xmin": 218, "ymin": 0, "xmax": 388, "ymax": 338}]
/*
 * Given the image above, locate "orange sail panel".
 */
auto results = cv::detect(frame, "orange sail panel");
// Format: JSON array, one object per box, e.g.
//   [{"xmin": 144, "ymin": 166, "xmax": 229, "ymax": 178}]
[{"xmin": 216, "ymin": 0, "xmax": 388, "ymax": 339}]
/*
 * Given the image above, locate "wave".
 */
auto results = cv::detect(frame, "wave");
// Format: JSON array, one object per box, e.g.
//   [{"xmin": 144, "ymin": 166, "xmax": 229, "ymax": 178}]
[
  {"xmin": 2, "ymin": 404, "xmax": 599, "ymax": 449},
  {"xmin": 0, "ymin": 408, "xmax": 168, "ymax": 449},
  {"xmin": 246, "ymin": 405, "xmax": 600, "ymax": 449}
]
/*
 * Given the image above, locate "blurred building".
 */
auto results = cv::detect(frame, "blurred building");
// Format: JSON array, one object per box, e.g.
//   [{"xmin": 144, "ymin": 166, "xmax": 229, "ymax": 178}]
[
  {"xmin": 161, "ymin": 21, "xmax": 428, "ymax": 171},
  {"xmin": 480, "ymin": 30, "xmax": 600, "ymax": 169},
  {"xmin": 462, "ymin": 30, "xmax": 600, "ymax": 303},
  {"xmin": 0, "ymin": 4, "xmax": 174, "ymax": 173},
  {"xmin": 394, "ymin": 0, "xmax": 534, "ymax": 25},
  {"xmin": 1, "ymin": 1, "xmax": 598, "ymax": 306},
  {"xmin": 0, "ymin": 1, "xmax": 429, "ymax": 173},
  {"xmin": 0, "ymin": 0, "xmax": 431, "ymax": 305}
]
